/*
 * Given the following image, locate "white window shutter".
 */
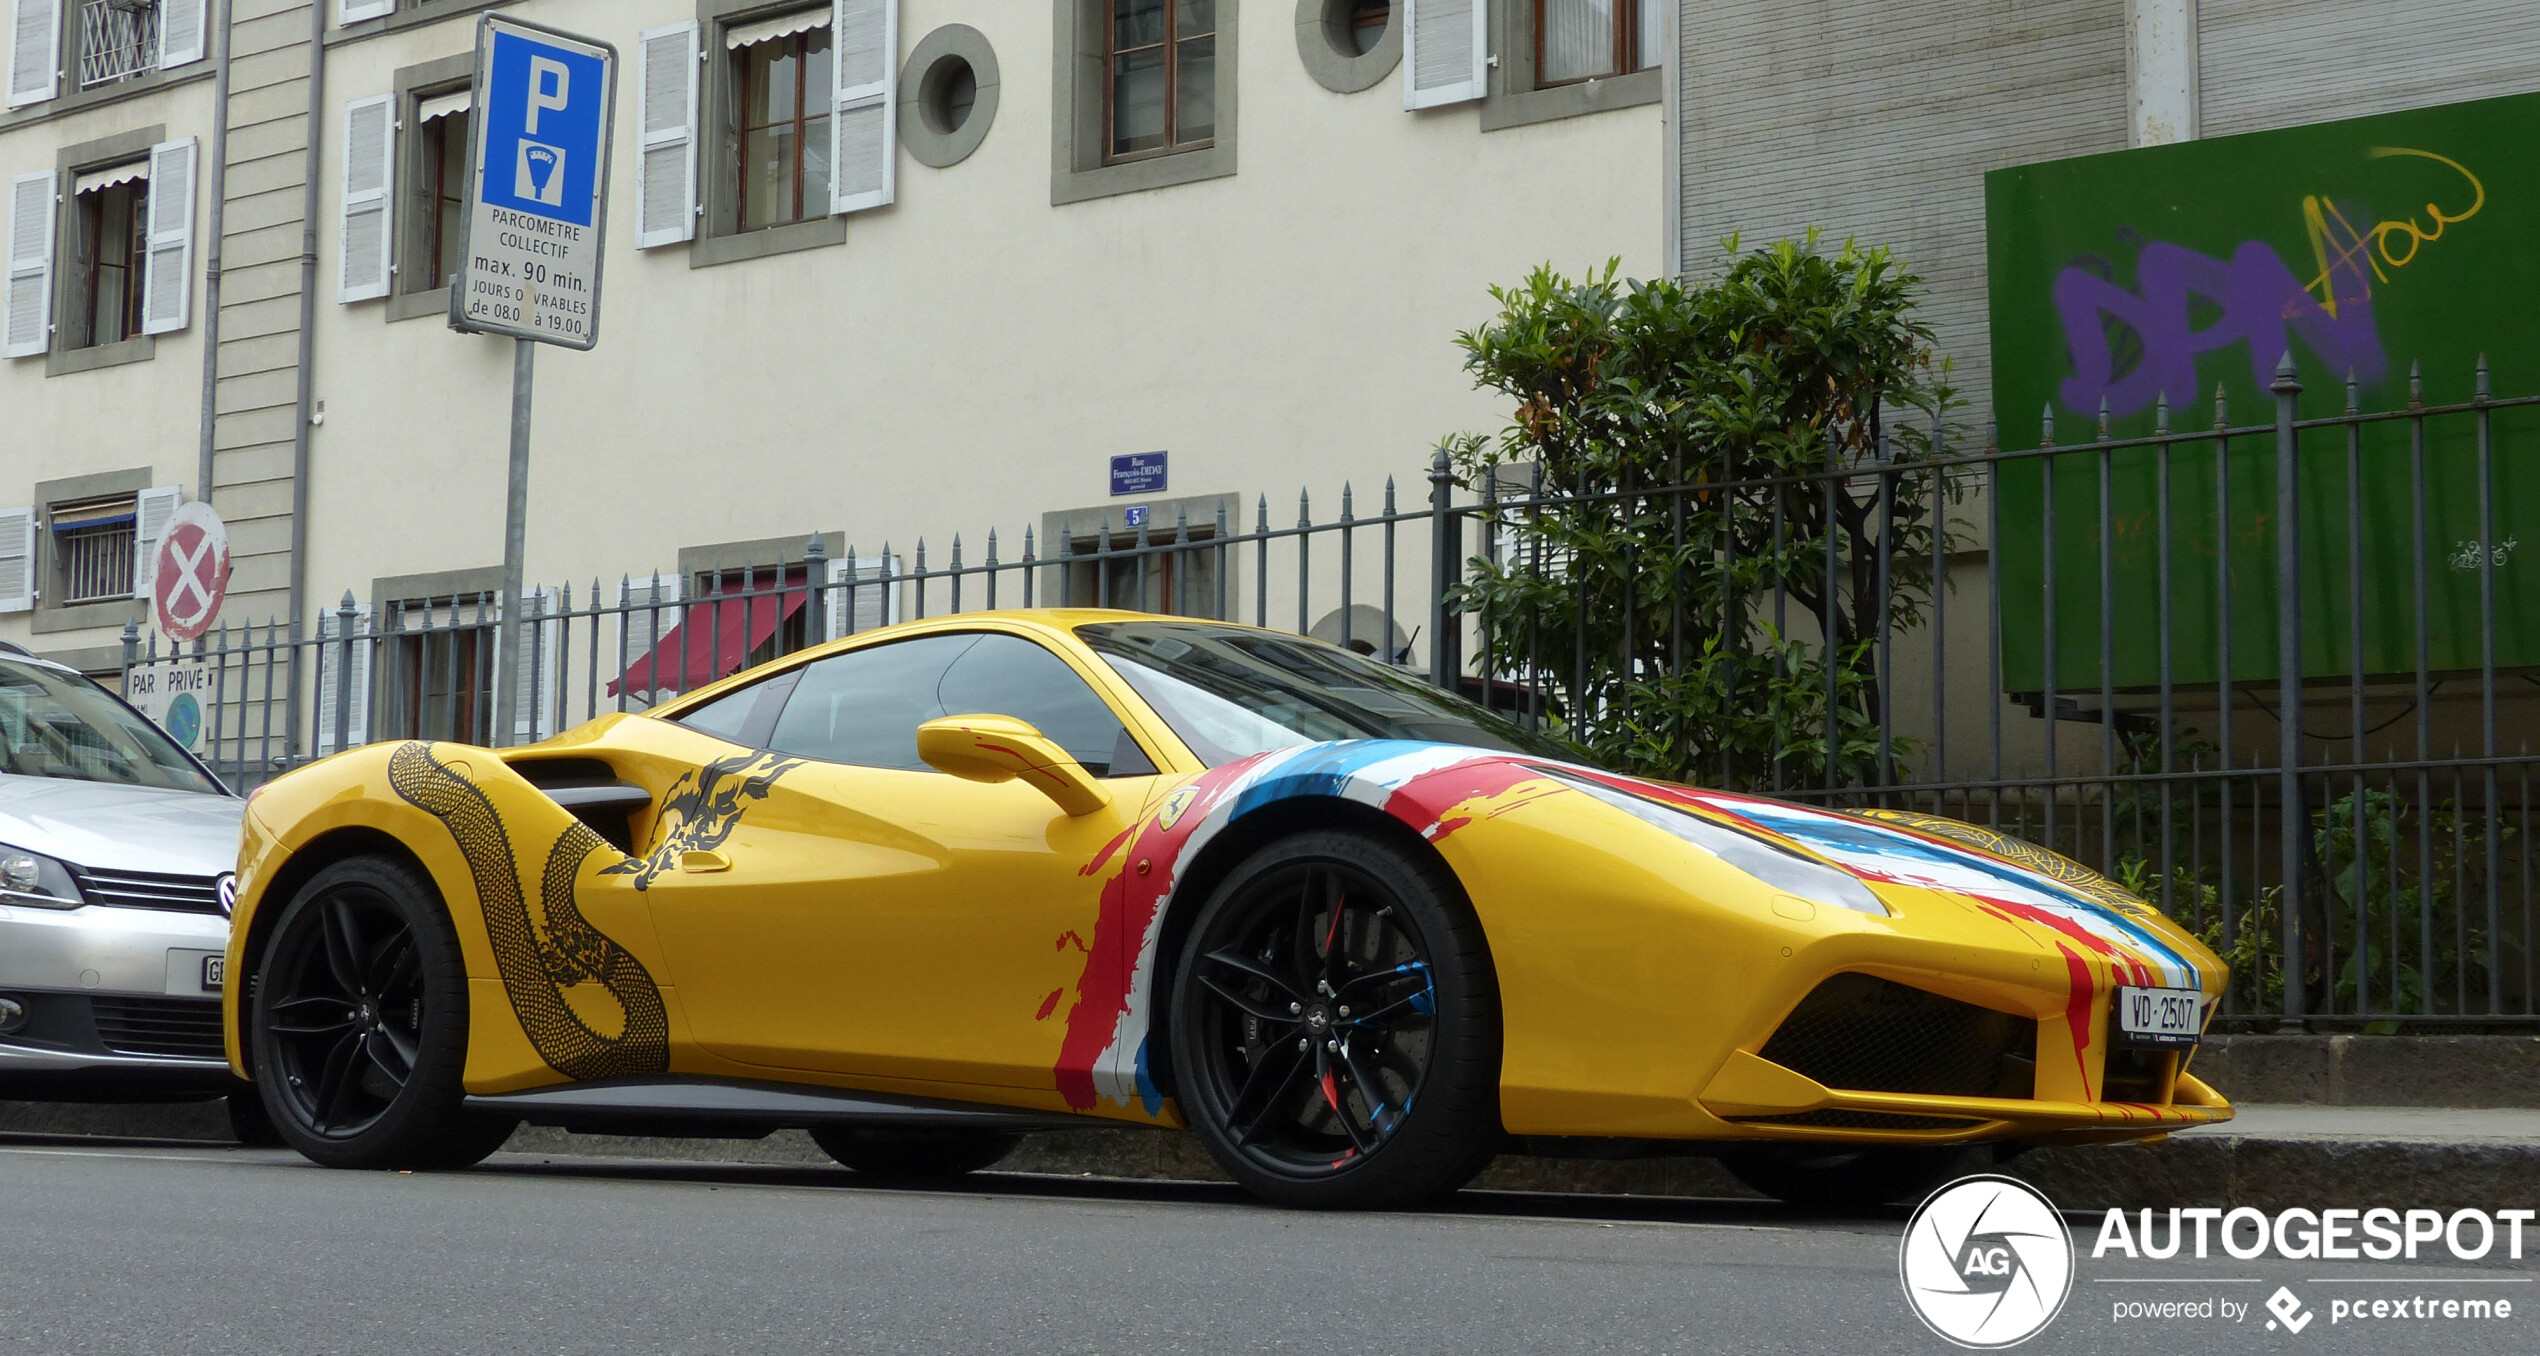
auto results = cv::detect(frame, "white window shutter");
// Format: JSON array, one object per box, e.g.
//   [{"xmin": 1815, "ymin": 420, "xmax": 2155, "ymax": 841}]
[
  {"xmin": 7, "ymin": 0, "xmax": 58, "ymax": 109},
  {"xmin": 616, "ymin": 574, "xmax": 683, "ymax": 706},
  {"xmin": 636, "ymin": 22, "xmax": 699, "ymax": 248},
  {"xmin": 1403, "ymin": 0, "xmax": 1487, "ymax": 109},
  {"xmin": 0, "ymin": 506, "xmax": 34, "ymax": 613},
  {"xmin": 827, "ymin": 553, "xmax": 899, "ymax": 639},
  {"xmin": 507, "ymin": 587, "xmax": 562, "ymax": 743},
  {"xmin": 314, "ymin": 604, "xmax": 376, "ymax": 755},
  {"xmin": 829, "ymin": 0, "xmax": 895, "ymax": 215},
  {"xmin": 337, "ymin": 0, "xmax": 396, "ymax": 24},
  {"xmin": 338, "ymin": 94, "xmax": 395, "ymax": 303},
  {"xmin": 141, "ymin": 138, "xmax": 197, "ymax": 335},
  {"xmin": 5, "ymin": 170, "xmax": 54, "ymax": 359},
  {"xmin": 130, "ymin": 485, "xmax": 181, "ymax": 600},
  {"xmin": 158, "ymin": 0, "xmax": 207, "ymax": 70}
]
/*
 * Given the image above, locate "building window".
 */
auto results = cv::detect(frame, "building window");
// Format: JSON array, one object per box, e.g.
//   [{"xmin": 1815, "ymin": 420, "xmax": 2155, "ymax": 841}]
[
  {"xmin": 47, "ymin": 497, "xmax": 138, "ymax": 606},
  {"xmin": 67, "ymin": 168, "xmax": 148, "ymax": 351},
  {"xmin": 409, "ymin": 95, "xmax": 470, "ymax": 294},
  {"xmin": 1534, "ymin": 0, "xmax": 1658, "ymax": 86},
  {"xmin": 1060, "ymin": 523, "xmax": 1223, "ymax": 619},
  {"xmin": 731, "ymin": 17, "xmax": 834, "ymax": 232},
  {"xmin": 77, "ymin": 0, "xmax": 160, "ymax": 90},
  {"xmin": 1347, "ymin": 0, "xmax": 1389, "ymax": 54},
  {"xmin": 383, "ymin": 596, "xmax": 495, "ymax": 744},
  {"xmin": 1107, "ymin": 0, "xmax": 1216, "ymax": 161}
]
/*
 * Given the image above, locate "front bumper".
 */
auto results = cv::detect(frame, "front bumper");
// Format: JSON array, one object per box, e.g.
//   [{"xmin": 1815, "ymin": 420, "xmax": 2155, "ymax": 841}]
[{"xmin": 0, "ymin": 901, "xmax": 232, "ymax": 1096}]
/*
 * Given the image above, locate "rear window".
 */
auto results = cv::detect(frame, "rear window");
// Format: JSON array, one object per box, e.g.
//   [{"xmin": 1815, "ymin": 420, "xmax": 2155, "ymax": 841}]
[{"xmin": 0, "ymin": 659, "xmax": 223, "ymax": 794}]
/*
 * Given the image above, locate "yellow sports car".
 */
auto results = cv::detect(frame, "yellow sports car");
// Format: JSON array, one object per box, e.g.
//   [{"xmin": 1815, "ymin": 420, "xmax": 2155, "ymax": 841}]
[{"xmin": 224, "ymin": 610, "xmax": 2230, "ymax": 1208}]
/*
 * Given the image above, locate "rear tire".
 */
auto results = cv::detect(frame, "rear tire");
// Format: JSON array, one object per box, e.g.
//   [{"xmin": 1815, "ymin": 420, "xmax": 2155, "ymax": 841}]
[
  {"xmin": 1167, "ymin": 828, "xmax": 1502, "ymax": 1209},
  {"xmin": 809, "ymin": 1127, "xmax": 1021, "ymax": 1180},
  {"xmin": 248, "ymin": 855, "xmax": 514, "ymax": 1170},
  {"xmin": 1719, "ymin": 1143, "xmax": 1982, "ymax": 1212}
]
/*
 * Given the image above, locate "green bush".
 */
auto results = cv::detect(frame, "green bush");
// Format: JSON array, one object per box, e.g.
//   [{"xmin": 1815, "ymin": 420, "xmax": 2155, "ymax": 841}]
[{"xmin": 1443, "ymin": 238, "xmax": 1961, "ymax": 789}]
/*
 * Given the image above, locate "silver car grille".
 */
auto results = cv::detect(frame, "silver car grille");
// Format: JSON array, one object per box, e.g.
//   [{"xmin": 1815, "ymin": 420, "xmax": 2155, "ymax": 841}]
[
  {"xmin": 91, "ymin": 997, "xmax": 227, "ymax": 1060},
  {"xmin": 71, "ymin": 867, "xmax": 226, "ymax": 915}
]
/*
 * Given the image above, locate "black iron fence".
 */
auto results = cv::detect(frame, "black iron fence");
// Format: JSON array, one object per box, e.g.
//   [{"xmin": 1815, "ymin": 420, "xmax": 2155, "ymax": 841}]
[{"xmin": 123, "ymin": 359, "xmax": 2539, "ymax": 1027}]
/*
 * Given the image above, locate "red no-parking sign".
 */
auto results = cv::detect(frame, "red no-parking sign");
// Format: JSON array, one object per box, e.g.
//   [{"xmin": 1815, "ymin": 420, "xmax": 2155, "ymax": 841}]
[{"xmin": 152, "ymin": 501, "xmax": 231, "ymax": 642}]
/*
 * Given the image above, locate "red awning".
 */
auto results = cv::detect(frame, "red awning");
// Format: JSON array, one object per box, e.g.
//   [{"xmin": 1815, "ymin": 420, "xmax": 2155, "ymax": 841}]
[{"xmin": 607, "ymin": 587, "xmax": 806, "ymax": 698}]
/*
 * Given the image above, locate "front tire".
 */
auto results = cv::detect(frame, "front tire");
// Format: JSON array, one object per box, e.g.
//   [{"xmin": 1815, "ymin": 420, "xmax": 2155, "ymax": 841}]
[
  {"xmin": 1167, "ymin": 828, "xmax": 1503, "ymax": 1209},
  {"xmin": 248, "ymin": 855, "xmax": 515, "ymax": 1170},
  {"xmin": 1719, "ymin": 1143, "xmax": 1982, "ymax": 1212},
  {"xmin": 809, "ymin": 1127, "xmax": 1022, "ymax": 1180}
]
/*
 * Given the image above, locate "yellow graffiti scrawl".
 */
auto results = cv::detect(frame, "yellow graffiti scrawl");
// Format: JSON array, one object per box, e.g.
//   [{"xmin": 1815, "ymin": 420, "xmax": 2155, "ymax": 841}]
[{"xmin": 2301, "ymin": 147, "xmax": 2486, "ymax": 319}]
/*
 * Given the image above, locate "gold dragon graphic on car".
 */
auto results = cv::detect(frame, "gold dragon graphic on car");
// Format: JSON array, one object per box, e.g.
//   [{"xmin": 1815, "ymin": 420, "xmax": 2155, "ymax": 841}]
[{"xmin": 384, "ymin": 741, "xmax": 796, "ymax": 1080}]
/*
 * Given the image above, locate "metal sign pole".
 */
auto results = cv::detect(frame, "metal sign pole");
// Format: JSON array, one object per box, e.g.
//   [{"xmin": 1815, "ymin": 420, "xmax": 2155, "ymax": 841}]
[
  {"xmin": 452, "ymin": 13, "xmax": 615, "ymax": 748},
  {"xmin": 492, "ymin": 337, "xmax": 535, "ymax": 743}
]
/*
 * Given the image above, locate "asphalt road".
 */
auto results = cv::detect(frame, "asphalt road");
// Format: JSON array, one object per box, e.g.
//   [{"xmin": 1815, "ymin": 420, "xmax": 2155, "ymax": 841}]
[{"xmin": 0, "ymin": 1136, "xmax": 2529, "ymax": 1356}]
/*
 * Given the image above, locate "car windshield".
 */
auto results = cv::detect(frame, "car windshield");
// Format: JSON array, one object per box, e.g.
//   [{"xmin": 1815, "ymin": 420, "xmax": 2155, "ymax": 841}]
[
  {"xmin": 0, "ymin": 658, "xmax": 222, "ymax": 794},
  {"xmin": 1075, "ymin": 620, "xmax": 1581, "ymax": 767}
]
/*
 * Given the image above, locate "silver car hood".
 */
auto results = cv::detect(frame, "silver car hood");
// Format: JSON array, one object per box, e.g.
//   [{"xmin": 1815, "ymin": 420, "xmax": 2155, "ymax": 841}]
[{"xmin": 0, "ymin": 775, "xmax": 244, "ymax": 878}]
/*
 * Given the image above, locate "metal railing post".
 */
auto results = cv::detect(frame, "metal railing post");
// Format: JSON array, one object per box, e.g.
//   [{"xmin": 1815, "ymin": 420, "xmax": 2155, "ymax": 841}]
[
  {"xmin": 333, "ymin": 590, "xmax": 357, "ymax": 758},
  {"xmin": 1429, "ymin": 447, "xmax": 1459, "ymax": 688},
  {"xmin": 120, "ymin": 619, "xmax": 139, "ymax": 694},
  {"xmin": 2272, "ymin": 351, "xmax": 2307, "ymax": 1023},
  {"xmin": 804, "ymin": 533, "xmax": 829, "ymax": 645}
]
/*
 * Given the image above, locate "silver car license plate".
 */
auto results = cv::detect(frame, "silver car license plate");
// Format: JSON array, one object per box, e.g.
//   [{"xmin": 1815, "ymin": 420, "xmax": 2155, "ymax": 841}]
[
  {"xmin": 201, "ymin": 954, "xmax": 224, "ymax": 992},
  {"xmin": 2114, "ymin": 985, "xmax": 2202, "ymax": 1048}
]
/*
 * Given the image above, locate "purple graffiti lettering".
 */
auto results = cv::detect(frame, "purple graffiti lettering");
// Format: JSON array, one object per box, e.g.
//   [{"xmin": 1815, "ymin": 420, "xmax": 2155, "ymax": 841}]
[{"xmin": 2053, "ymin": 239, "xmax": 2384, "ymax": 419}]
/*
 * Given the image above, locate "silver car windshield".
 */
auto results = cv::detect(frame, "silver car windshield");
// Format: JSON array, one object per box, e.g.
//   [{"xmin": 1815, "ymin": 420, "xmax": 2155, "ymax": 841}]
[
  {"xmin": 0, "ymin": 659, "xmax": 221, "ymax": 794},
  {"xmin": 1076, "ymin": 619, "xmax": 1580, "ymax": 767}
]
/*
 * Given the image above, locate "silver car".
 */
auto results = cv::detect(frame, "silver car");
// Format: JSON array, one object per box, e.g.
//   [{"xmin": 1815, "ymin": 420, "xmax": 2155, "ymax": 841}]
[{"xmin": 0, "ymin": 646, "xmax": 256, "ymax": 1130}]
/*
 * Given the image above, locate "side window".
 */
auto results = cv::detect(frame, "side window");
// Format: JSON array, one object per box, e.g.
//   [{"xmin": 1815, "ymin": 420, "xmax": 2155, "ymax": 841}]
[
  {"xmin": 672, "ymin": 668, "xmax": 800, "ymax": 748},
  {"xmin": 766, "ymin": 633, "xmax": 1134, "ymax": 775}
]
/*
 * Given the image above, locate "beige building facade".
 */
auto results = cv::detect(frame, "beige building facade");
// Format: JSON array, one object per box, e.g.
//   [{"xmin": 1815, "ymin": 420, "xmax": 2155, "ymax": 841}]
[{"xmin": 4, "ymin": 0, "xmax": 1663, "ymax": 697}]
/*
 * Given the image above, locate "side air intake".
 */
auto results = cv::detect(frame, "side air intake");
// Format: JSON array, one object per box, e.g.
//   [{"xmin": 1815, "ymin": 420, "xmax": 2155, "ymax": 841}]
[{"xmin": 1757, "ymin": 974, "xmax": 2036, "ymax": 1100}]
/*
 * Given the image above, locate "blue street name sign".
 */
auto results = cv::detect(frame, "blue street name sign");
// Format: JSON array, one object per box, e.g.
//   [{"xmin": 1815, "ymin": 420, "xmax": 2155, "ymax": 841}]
[
  {"xmin": 452, "ymin": 15, "xmax": 616, "ymax": 350},
  {"xmin": 1110, "ymin": 452, "xmax": 1168, "ymax": 496}
]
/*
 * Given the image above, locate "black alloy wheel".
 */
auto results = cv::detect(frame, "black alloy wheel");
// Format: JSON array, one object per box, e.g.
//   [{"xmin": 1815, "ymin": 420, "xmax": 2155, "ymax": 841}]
[
  {"xmin": 248, "ymin": 856, "xmax": 515, "ymax": 1170},
  {"xmin": 1169, "ymin": 829, "xmax": 1501, "ymax": 1208}
]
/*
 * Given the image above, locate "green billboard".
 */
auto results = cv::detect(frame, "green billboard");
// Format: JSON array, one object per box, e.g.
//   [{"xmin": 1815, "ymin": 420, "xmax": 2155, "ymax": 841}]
[{"xmin": 1985, "ymin": 91, "xmax": 2540, "ymax": 693}]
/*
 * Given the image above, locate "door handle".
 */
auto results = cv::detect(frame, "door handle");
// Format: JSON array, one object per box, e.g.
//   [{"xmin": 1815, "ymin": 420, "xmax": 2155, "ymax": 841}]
[{"xmin": 680, "ymin": 849, "xmax": 733, "ymax": 874}]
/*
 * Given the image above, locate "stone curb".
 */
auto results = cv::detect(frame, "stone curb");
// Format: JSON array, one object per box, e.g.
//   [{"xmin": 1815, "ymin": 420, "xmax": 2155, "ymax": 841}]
[{"xmin": 9, "ymin": 1102, "xmax": 2532, "ymax": 1212}]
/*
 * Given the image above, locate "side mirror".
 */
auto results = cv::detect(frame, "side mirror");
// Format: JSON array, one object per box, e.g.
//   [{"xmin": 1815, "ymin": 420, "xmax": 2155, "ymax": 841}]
[{"xmin": 916, "ymin": 715, "xmax": 1113, "ymax": 817}]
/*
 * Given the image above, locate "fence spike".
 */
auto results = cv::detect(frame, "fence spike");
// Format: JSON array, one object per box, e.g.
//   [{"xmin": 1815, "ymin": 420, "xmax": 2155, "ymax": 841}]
[
  {"xmin": 2039, "ymin": 403, "xmax": 2055, "ymax": 448},
  {"xmin": 1022, "ymin": 525, "xmax": 1035, "ymax": 563},
  {"xmin": 2476, "ymin": 353, "xmax": 2490, "ymax": 402},
  {"xmin": 1257, "ymin": 494, "xmax": 1270, "ymax": 531},
  {"xmin": 2096, "ymin": 397, "xmax": 2110, "ymax": 440},
  {"xmin": 2344, "ymin": 369, "xmax": 2360, "ymax": 415},
  {"xmin": 2214, "ymin": 382, "xmax": 2229, "ymax": 428},
  {"xmin": 1384, "ymin": 476, "xmax": 1396, "ymax": 513},
  {"xmin": 1342, "ymin": 482, "xmax": 1355, "ymax": 521},
  {"xmin": 1298, "ymin": 488, "xmax": 1312, "ymax": 527},
  {"xmin": 2154, "ymin": 391, "xmax": 2170, "ymax": 435},
  {"xmin": 951, "ymin": 534, "xmax": 963, "ymax": 570},
  {"xmin": 2409, "ymin": 359, "xmax": 2424, "ymax": 405},
  {"xmin": 985, "ymin": 528, "xmax": 999, "ymax": 567}
]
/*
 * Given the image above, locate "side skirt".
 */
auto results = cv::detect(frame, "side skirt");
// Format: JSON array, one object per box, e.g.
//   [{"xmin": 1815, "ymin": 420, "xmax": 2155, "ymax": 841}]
[{"xmin": 464, "ymin": 1077, "xmax": 1087, "ymax": 1140}]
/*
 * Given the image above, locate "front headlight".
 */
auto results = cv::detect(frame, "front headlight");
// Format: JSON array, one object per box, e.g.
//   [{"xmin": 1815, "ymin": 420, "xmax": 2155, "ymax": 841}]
[
  {"xmin": 0, "ymin": 844, "xmax": 87, "ymax": 910},
  {"xmin": 1543, "ymin": 771, "xmax": 1891, "ymax": 916}
]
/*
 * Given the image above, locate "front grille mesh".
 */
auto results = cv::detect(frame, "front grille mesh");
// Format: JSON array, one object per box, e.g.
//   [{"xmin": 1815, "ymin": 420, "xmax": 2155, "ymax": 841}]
[
  {"xmin": 91, "ymin": 998, "xmax": 226, "ymax": 1060},
  {"xmin": 1758, "ymin": 974, "xmax": 2037, "ymax": 1099},
  {"xmin": 71, "ymin": 867, "xmax": 224, "ymax": 915}
]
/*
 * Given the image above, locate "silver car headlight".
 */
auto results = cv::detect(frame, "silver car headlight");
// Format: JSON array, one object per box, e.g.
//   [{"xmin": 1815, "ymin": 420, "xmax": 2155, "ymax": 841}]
[
  {"xmin": 1541, "ymin": 771, "xmax": 1891, "ymax": 916},
  {"xmin": 0, "ymin": 844, "xmax": 86, "ymax": 910}
]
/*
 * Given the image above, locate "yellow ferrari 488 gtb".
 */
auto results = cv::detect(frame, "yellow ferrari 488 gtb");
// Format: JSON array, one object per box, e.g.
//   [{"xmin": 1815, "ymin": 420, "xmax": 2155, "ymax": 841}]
[{"xmin": 224, "ymin": 611, "xmax": 2230, "ymax": 1209}]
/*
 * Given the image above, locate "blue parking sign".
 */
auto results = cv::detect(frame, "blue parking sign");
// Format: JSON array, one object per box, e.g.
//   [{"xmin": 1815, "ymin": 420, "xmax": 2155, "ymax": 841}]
[
  {"xmin": 454, "ymin": 15, "xmax": 615, "ymax": 349},
  {"xmin": 480, "ymin": 30, "xmax": 607, "ymax": 228}
]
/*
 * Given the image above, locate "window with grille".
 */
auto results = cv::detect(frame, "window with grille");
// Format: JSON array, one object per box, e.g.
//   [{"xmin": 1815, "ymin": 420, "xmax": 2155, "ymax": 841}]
[
  {"xmin": 49, "ymin": 498, "xmax": 138, "ymax": 606},
  {"xmin": 1062, "ymin": 525, "xmax": 1223, "ymax": 619},
  {"xmin": 78, "ymin": 0, "xmax": 160, "ymax": 90}
]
